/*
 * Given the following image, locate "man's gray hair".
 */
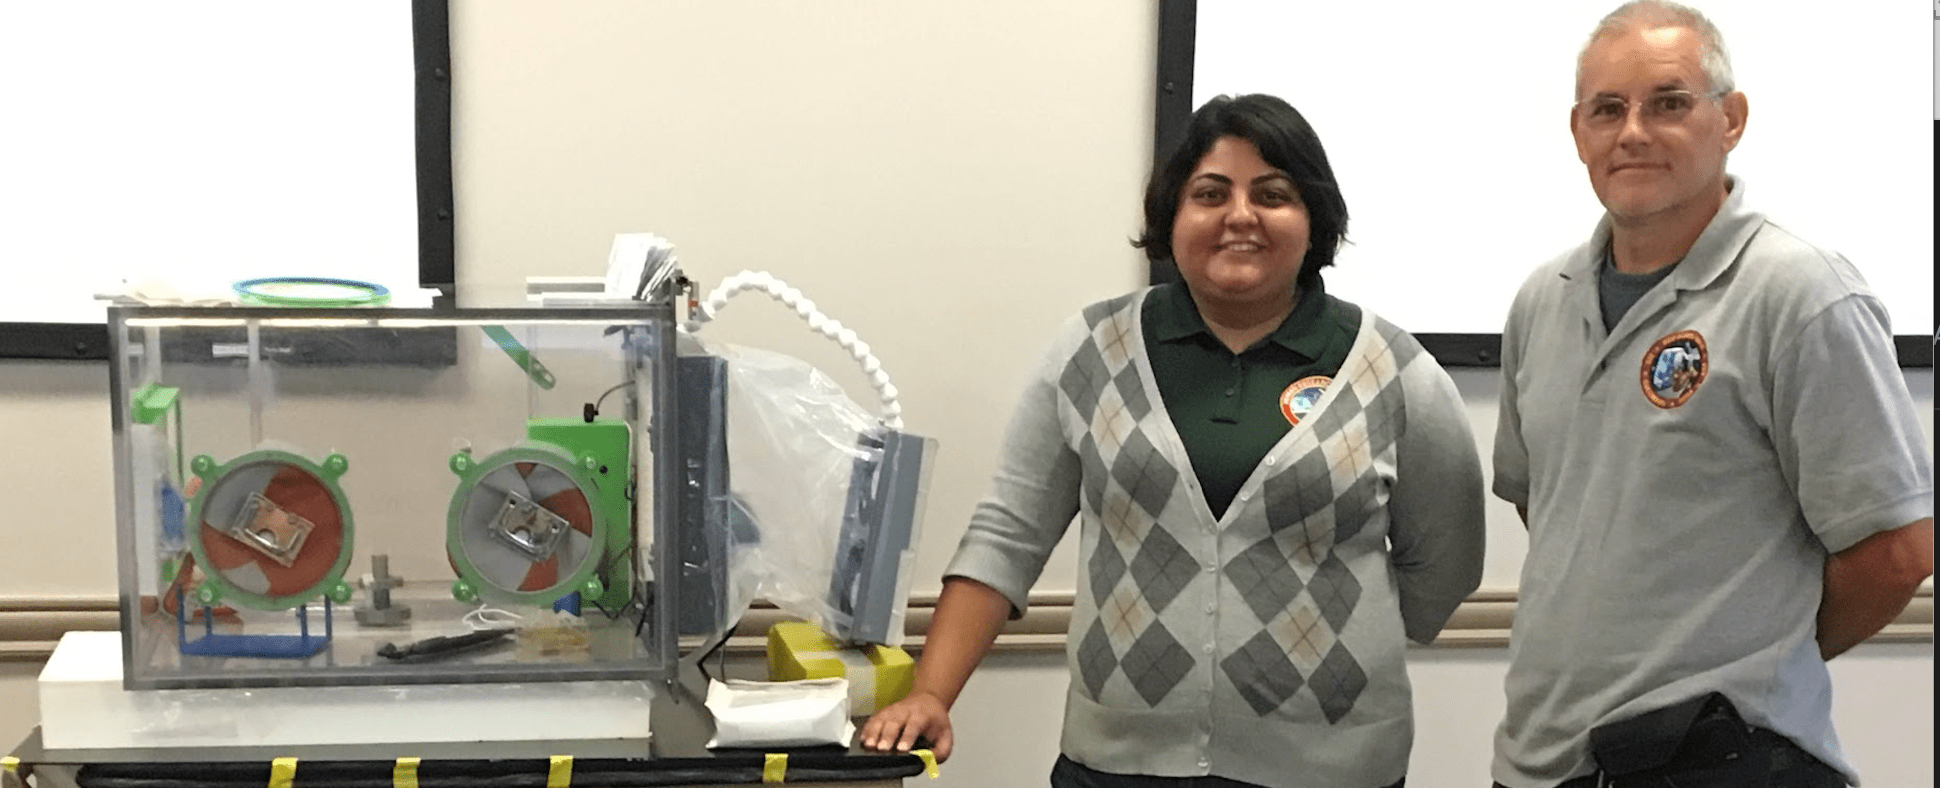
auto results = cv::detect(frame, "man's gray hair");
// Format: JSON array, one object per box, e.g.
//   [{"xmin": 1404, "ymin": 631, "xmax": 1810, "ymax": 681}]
[{"xmin": 1576, "ymin": 0, "xmax": 1735, "ymax": 97}]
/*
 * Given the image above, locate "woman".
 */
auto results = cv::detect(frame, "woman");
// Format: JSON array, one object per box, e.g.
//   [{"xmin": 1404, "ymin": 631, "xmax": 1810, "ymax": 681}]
[{"xmin": 861, "ymin": 94, "xmax": 1486, "ymax": 788}]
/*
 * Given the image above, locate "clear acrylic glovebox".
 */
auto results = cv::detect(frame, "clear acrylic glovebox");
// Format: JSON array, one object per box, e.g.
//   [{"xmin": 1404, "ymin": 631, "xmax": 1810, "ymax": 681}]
[{"xmin": 108, "ymin": 305, "xmax": 708, "ymax": 690}]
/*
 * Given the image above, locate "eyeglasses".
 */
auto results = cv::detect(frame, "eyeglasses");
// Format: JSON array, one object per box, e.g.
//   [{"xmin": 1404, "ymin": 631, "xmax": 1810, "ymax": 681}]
[{"xmin": 1573, "ymin": 89, "xmax": 1726, "ymax": 129}]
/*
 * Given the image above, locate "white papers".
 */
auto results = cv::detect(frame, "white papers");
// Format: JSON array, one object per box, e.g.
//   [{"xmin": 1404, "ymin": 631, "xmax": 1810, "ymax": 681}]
[{"xmin": 603, "ymin": 233, "xmax": 679, "ymax": 299}]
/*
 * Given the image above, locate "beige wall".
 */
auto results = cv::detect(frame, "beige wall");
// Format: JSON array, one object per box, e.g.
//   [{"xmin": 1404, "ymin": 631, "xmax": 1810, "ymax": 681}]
[
  {"xmin": 0, "ymin": 362, "xmax": 119, "ymax": 596},
  {"xmin": 0, "ymin": 1, "xmax": 1931, "ymax": 784},
  {"xmin": 449, "ymin": 0, "xmax": 1153, "ymax": 597}
]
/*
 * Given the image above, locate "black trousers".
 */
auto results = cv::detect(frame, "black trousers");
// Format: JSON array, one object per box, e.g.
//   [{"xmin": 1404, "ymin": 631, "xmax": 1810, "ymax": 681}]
[{"xmin": 1052, "ymin": 754, "xmax": 1404, "ymax": 788}]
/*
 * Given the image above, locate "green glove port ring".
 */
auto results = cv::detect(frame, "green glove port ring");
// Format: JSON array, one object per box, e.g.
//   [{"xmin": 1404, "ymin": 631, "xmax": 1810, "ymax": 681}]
[
  {"xmin": 446, "ymin": 443, "xmax": 609, "ymax": 607},
  {"xmin": 184, "ymin": 449, "xmax": 355, "ymax": 610},
  {"xmin": 233, "ymin": 277, "xmax": 391, "ymax": 307}
]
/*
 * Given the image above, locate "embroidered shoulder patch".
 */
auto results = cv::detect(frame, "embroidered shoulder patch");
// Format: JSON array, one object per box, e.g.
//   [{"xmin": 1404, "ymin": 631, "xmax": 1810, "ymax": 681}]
[
  {"xmin": 1640, "ymin": 330, "xmax": 1707, "ymax": 408},
  {"xmin": 1280, "ymin": 375, "xmax": 1331, "ymax": 426}
]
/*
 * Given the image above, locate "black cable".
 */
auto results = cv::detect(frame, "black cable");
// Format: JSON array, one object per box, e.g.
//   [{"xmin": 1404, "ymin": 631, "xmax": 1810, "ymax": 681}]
[
  {"xmin": 586, "ymin": 529, "xmax": 641, "ymax": 622},
  {"xmin": 691, "ymin": 624, "xmax": 735, "ymax": 684},
  {"xmin": 583, "ymin": 381, "xmax": 630, "ymax": 422},
  {"xmin": 76, "ymin": 753, "xmax": 927, "ymax": 787}
]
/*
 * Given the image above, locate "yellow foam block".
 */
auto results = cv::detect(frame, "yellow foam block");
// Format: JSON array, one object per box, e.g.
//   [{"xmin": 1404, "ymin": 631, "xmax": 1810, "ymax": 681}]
[{"xmin": 766, "ymin": 621, "xmax": 914, "ymax": 716}]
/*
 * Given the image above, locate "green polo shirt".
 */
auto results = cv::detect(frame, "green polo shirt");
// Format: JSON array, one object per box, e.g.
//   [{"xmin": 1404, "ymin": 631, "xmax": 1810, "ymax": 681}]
[{"xmin": 1142, "ymin": 281, "xmax": 1360, "ymax": 519}]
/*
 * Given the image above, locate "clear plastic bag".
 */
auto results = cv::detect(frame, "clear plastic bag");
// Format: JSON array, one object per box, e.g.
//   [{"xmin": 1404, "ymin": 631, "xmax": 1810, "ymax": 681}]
[{"xmin": 703, "ymin": 340, "xmax": 923, "ymax": 646}]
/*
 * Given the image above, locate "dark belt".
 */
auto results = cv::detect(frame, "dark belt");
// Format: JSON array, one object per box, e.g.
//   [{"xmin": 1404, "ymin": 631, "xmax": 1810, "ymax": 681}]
[{"xmin": 1539, "ymin": 728, "xmax": 1843, "ymax": 788}]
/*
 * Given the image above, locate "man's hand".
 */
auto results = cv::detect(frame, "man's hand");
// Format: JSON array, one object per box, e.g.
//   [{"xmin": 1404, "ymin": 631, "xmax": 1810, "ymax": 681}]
[
  {"xmin": 1818, "ymin": 518, "xmax": 1933, "ymax": 659},
  {"xmin": 860, "ymin": 689, "xmax": 954, "ymax": 762}
]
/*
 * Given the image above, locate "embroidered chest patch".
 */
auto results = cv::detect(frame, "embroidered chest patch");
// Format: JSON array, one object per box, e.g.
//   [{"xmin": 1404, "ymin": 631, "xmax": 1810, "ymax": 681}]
[
  {"xmin": 1279, "ymin": 375, "xmax": 1331, "ymax": 426},
  {"xmin": 1640, "ymin": 330, "xmax": 1708, "ymax": 408}
]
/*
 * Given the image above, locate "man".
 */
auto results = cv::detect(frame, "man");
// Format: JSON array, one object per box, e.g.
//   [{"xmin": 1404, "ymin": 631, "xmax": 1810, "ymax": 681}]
[{"xmin": 1490, "ymin": 2, "xmax": 1934, "ymax": 787}]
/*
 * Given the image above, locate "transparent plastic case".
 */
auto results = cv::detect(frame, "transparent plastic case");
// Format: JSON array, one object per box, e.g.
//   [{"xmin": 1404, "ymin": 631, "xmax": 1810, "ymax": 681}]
[{"xmin": 109, "ymin": 306, "xmax": 689, "ymax": 689}]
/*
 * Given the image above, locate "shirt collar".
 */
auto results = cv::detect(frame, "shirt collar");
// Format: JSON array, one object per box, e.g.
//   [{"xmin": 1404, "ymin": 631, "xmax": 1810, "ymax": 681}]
[
  {"xmin": 1668, "ymin": 175, "xmax": 1762, "ymax": 292},
  {"xmin": 1150, "ymin": 278, "xmax": 1332, "ymax": 360},
  {"xmin": 1568, "ymin": 175, "xmax": 1761, "ymax": 290}
]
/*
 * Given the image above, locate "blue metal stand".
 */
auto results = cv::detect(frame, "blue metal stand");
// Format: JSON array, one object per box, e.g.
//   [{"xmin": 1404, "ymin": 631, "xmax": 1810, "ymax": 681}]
[{"xmin": 175, "ymin": 590, "xmax": 334, "ymax": 658}]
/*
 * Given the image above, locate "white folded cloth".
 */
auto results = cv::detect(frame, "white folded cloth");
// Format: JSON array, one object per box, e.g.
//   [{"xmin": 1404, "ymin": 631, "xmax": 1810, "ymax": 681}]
[{"xmin": 704, "ymin": 677, "xmax": 854, "ymax": 749}]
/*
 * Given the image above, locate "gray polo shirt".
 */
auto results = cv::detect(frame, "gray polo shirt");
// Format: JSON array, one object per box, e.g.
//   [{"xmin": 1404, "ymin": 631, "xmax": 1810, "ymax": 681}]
[{"xmin": 1491, "ymin": 178, "xmax": 1932, "ymax": 787}]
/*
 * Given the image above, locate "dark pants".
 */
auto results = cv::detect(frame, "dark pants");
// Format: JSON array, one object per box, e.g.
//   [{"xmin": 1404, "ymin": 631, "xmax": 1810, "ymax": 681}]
[
  {"xmin": 1490, "ymin": 729, "xmax": 1846, "ymax": 788},
  {"xmin": 1053, "ymin": 754, "xmax": 1404, "ymax": 788}
]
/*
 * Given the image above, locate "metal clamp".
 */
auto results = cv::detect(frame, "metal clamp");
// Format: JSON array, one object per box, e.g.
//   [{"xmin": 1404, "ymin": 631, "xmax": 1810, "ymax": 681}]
[{"xmin": 221, "ymin": 493, "xmax": 313, "ymax": 567}]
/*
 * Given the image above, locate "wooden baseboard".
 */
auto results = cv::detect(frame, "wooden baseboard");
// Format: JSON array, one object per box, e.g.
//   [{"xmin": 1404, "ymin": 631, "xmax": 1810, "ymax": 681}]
[{"xmin": 0, "ymin": 598, "xmax": 116, "ymax": 662}]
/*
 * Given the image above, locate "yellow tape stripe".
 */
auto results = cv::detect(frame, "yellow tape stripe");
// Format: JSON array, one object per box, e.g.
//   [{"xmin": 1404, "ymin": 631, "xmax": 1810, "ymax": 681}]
[
  {"xmin": 762, "ymin": 752, "xmax": 788, "ymax": 782},
  {"xmin": 913, "ymin": 748, "xmax": 941, "ymax": 779},
  {"xmin": 547, "ymin": 754, "xmax": 572, "ymax": 788},
  {"xmin": 1, "ymin": 756, "xmax": 17, "ymax": 773},
  {"xmin": 393, "ymin": 756, "xmax": 421, "ymax": 788},
  {"xmin": 268, "ymin": 757, "xmax": 298, "ymax": 788}
]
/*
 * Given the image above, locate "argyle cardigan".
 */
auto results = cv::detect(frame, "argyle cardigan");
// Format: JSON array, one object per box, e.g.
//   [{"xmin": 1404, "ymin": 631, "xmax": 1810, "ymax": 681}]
[{"xmin": 945, "ymin": 289, "xmax": 1485, "ymax": 788}]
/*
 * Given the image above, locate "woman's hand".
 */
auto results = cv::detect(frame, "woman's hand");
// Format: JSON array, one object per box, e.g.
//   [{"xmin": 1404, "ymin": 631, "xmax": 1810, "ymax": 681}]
[
  {"xmin": 860, "ymin": 689, "xmax": 954, "ymax": 761},
  {"xmin": 855, "ymin": 577, "xmax": 1012, "ymax": 764}
]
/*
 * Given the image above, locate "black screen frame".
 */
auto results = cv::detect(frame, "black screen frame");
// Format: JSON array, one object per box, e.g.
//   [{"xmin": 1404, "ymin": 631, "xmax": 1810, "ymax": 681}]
[
  {"xmin": 0, "ymin": 0, "xmax": 456, "ymax": 362},
  {"xmin": 1150, "ymin": 0, "xmax": 1931, "ymax": 368}
]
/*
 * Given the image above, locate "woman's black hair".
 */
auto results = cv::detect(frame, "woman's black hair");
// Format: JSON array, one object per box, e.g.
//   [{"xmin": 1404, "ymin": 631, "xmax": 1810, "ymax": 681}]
[{"xmin": 1133, "ymin": 94, "xmax": 1348, "ymax": 291}]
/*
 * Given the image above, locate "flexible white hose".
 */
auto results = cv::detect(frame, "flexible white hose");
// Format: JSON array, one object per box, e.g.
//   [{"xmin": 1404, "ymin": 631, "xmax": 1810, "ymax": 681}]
[{"xmin": 684, "ymin": 270, "xmax": 903, "ymax": 429}]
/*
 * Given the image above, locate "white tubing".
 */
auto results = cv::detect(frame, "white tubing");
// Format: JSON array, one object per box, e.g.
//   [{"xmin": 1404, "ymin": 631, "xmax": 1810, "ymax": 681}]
[{"xmin": 685, "ymin": 270, "xmax": 903, "ymax": 429}]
